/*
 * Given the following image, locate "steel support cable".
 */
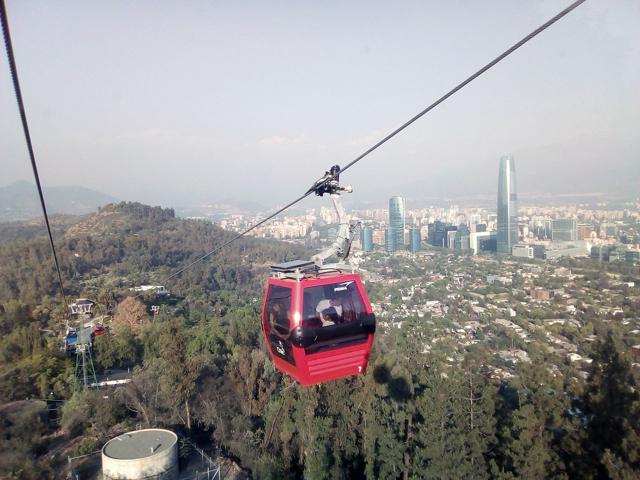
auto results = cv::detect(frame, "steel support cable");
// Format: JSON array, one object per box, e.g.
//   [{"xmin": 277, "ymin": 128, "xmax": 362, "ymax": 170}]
[
  {"xmin": 162, "ymin": 191, "xmax": 313, "ymax": 282},
  {"xmin": 163, "ymin": 0, "xmax": 586, "ymax": 282},
  {"xmin": 1, "ymin": 0, "xmax": 70, "ymax": 310},
  {"xmin": 330, "ymin": 0, "xmax": 588, "ymax": 181}
]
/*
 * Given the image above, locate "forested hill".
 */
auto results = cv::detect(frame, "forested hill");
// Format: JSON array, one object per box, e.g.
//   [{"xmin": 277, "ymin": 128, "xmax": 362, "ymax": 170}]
[{"xmin": 0, "ymin": 201, "xmax": 305, "ymax": 304}]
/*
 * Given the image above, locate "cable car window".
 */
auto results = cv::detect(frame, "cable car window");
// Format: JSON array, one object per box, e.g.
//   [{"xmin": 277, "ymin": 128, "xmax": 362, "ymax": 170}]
[
  {"xmin": 266, "ymin": 285, "xmax": 292, "ymax": 335},
  {"xmin": 303, "ymin": 280, "xmax": 367, "ymax": 328},
  {"xmin": 265, "ymin": 285, "xmax": 295, "ymax": 365}
]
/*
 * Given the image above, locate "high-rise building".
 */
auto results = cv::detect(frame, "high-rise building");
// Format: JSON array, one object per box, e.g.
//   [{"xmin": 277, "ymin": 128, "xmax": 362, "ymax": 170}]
[
  {"xmin": 360, "ymin": 226, "xmax": 374, "ymax": 252},
  {"xmin": 444, "ymin": 225, "xmax": 458, "ymax": 249},
  {"xmin": 384, "ymin": 227, "xmax": 397, "ymax": 253},
  {"xmin": 552, "ymin": 219, "xmax": 577, "ymax": 242},
  {"xmin": 447, "ymin": 230, "xmax": 458, "ymax": 249},
  {"xmin": 470, "ymin": 231, "xmax": 493, "ymax": 254},
  {"xmin": 428, "ymin": 221, "xmax": 447, "ymax": 248},
  {"xmin": 409, "ymin": 227, "xmax": 421, "ymax": 253},
  {"xmin": 478, "ymin": 232, "xmax": 498, "ymax": 254},
  {"xmin": 497, "ymin": 155, "xmax": 518, "ymax": 254},
  {"xmin": 389, "ymin": 196, "xmax": 405, "ymax": 250},
  {"xmin": 454, "ymin": 225, "xmax": 470, "ymax": 251}
]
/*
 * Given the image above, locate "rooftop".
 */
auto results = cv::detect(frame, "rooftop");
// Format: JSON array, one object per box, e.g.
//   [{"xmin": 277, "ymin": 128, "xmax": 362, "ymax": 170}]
[{"xmin": 103, "ymin": 429, "xmax": 177, "ymax": 460}]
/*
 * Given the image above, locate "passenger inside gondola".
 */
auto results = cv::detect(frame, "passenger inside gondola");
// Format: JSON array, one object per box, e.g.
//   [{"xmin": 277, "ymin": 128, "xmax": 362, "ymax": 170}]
[
  {"xmin": 303, "ymin": 281, "xmax": 368, "ymax": 328},
  {"xmin": 315, "ymin": 296, "xmax": 343, "ymax": 321},
  {"xmin": 320, "ymin": 307, "xmax": 340, "ymax": 326},
  {"xmin": 269, "ymin": 301, "xmax": 290, "ymax": 336}
]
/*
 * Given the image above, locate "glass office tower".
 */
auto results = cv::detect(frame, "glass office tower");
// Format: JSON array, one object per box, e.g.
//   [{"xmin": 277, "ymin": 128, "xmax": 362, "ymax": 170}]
[
  {"xmin": 551, "ymin": 219, "xmax": 577, "ymax": 241},
  {"xmin": 497, "ymin": 155, "xmax": 518, "ymax": 255},
  {"xmin": 384, "ymin": 227, "xmax": 397, "ymax": 253},
  {"xmin": 409, "ymin": 227, "xmax": 421, "ymax": 253},
  {"xmin": 454, "ymin": 224, "xmax": 471, "ymax": 251},
  {"xmin": 360, "ymin": 226, "xmax": 374, "ymax": 252},
  {"xmin": 389, "ymin": 196, "xmax": 405, "ymax": 249}
]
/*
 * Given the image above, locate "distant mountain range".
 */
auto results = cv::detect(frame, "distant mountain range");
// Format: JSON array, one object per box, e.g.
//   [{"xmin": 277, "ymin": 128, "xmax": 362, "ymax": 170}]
[{"xmin": 0, "ymin": 181, "xmax": 118, "ymax": 222}]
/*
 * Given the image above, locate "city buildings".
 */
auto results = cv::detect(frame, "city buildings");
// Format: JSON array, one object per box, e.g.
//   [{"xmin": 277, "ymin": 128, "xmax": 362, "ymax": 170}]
[
  {"xmin": 512, "ymin": 244, "xmax": 534, "ymax": 259},
  {"xmin": 385, "ymin": 227, "xmax": 397, "ymax": 253},
  {"xmin": 552, "ymin": 218, "xmax": 578, "ymax": 241},
  {"xmin": 428, "ymin": 220, "xmax": 447, "ymax": 248},
  {"xmin": 389, "ymin": 196, "xmax": 406, "ymax": 250},
  {"xmin": 545, "ymin": 241, "xmax": 590, "ymax": 259},
  {"xmin": 497, "ymin": 155, "xmax": 518, "ymax": 255},
  {"xmin": 409, "ymin": 227, "xmax": 421, "ymax": 253},
  {"xmin": 454, "ymin": 225, "xmax": 471, "ymax": 251},
  {"xmin": 207, "ymin": 188, "xmax": 638, "ymax": 264},
  {"xmin": 360, "ymin": 226, "xmax": 374, "ymax": 253},
  {"xmin": 577, "ymin": 223, "xmax": 594, "ymax": 241},
  {"xmin": 470, "ymin": 231, "xmax": 497, "ymax": 255},
  {"xmin": 447, "ymin": 229, "xmax": 458, "ymax": 249}
]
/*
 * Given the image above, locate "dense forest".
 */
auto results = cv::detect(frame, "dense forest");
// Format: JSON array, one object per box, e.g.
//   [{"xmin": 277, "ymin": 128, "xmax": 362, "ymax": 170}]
[{"xmin": 0, "ymin": 203, "xmax": 638, "ymax": 479}]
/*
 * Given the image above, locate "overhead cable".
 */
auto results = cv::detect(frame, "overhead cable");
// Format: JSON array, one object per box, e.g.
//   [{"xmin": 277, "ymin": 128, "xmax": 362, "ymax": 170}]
[
  {"xmin": 1, "ymin": 0, "xmax": 70, "ymax": 309},
  {"xmin": 332, "ymin": 0, "xmax": 587, "ymax": 180},
  {"xmin": 162, "ymin": 0, "xmax": 586, "ymax": 282},
  {"xmin": 163, "ymin": 191, "xmax": 313, "ymax": 282}
]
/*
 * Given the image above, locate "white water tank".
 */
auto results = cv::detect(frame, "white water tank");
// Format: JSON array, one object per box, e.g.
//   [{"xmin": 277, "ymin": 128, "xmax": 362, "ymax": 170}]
[{"xmin": 102, "ymin": 428, "xmax": 178, "ymax": 480}]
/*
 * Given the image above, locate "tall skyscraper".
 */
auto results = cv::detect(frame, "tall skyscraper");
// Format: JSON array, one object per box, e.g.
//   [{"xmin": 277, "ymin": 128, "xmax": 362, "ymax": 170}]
[
  {"xmin": 497, "ymin": 155, "xmax": 518, "ymax": 254},
  {"xmin": 428, "ymin": 220, "xmax": 448, "ymax": 248},
  {"xmin": 384, "ymin": 227, "xmax": 397, "ymax": 253},
  {"xmin": 444, "ymin": 225, "xmax": 458, "ymax": 248},
  {"xmin": 409, "ymin": 227, "xmax": 421, "ymax": 253},
  {"xmin": 389, "ymin": 196, "xmax": 405, "ymax": 250},
  {"xmin": 360, "ymin": 226, "xmax": 374, "ymax": 252}
]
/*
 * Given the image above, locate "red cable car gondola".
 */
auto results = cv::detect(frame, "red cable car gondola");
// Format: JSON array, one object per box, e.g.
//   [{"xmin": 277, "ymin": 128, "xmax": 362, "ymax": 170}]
[
  {"xmin": 260, "ymin": 165, "xmax": 376, "ymax": 386},
  {"xmin": 261, "ymin": 261, "xmax": 375, "ymax": 386}
]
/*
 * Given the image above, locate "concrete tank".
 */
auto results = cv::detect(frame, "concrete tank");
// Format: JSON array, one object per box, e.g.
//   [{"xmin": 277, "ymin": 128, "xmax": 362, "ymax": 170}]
[{"xmin": 102, "ymin": 428, "xmax": 178, "ymax": 480}]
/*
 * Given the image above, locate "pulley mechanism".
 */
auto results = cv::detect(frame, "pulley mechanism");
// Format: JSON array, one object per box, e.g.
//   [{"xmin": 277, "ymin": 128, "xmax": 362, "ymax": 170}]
[{"xmin": 307, "ymin": 165, "xmax": 359, "ymax": 267}]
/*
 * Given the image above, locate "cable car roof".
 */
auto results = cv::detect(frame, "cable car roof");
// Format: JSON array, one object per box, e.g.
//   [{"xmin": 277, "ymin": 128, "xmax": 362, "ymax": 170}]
[{"xmin": 270, "ymin": 260, "xmax": 357, "ymax": 281}]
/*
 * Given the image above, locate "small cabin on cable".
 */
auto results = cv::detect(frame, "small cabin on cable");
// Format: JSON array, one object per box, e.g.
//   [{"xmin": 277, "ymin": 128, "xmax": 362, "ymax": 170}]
[{"xmin": 261, "ymin": 260, "xmax": 376, "ymax": 386}]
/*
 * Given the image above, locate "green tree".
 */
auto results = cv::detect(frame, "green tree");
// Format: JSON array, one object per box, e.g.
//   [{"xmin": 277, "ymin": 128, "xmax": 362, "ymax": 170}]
[
  {"xmin": 157, "ymin": 319, "xmax": 203, "ymax": 429},
  {"xmin": 581, "ymin": 330, "xmax": 640, "ymax": 478}
]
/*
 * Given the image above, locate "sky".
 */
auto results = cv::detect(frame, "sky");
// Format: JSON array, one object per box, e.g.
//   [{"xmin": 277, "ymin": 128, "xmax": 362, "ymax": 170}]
[{"xmin": 1, "ymin": 0, "xmax": 639, "ymax": 210}]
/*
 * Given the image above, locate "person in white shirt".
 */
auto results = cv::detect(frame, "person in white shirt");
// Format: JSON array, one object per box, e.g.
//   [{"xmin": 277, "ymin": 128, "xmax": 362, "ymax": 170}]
[{"xmin": 316, "ymin": 297, "xmax": 343, "ymax": 321}]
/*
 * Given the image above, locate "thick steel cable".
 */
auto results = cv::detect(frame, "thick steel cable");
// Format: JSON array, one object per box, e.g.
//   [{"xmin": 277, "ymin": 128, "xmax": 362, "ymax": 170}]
[
  {"xmin": 163, "ymin": 0, "xmax": 586, "ymax": 282},
  {"xmin": 334, "ymin": 0, "xmax": 587, "ymax": 179},
  {"xmin": 1, "ymin": 0, "xmax": 70, "ymax": 309},
  {"xmin": 162, "ymin": 191, "xmax": 313, "ymax": 282}
]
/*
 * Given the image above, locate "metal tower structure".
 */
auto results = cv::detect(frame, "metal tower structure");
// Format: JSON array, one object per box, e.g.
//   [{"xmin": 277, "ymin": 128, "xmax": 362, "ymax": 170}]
[
  {"xmin": 74, "ymin": 343, "xmax": 97, "ymax": 388},
  {"xmin": 69, "ymin": 307, "xmax": 97, "ymax": 388}
]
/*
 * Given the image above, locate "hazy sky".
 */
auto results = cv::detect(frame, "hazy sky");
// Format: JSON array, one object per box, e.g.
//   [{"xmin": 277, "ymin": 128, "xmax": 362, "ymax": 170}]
[{"xmin": 1, "ymin": 1, "xmax": 638, "ymax": 209}]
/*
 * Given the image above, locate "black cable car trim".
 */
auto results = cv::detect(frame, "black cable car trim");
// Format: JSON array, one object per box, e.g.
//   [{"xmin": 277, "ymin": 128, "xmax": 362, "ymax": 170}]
[{"xmin": 289, "ymin": 313, "xmax": 376, "ymax": 349}]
